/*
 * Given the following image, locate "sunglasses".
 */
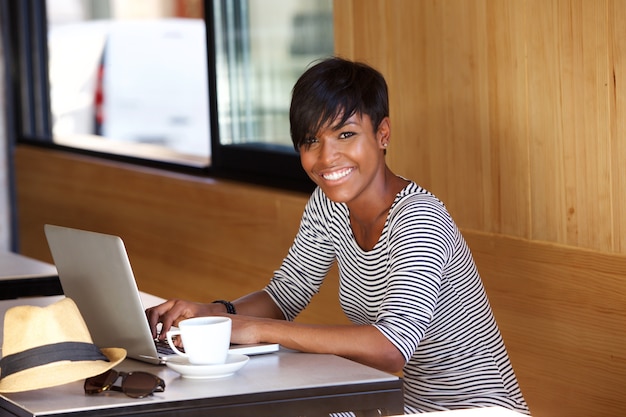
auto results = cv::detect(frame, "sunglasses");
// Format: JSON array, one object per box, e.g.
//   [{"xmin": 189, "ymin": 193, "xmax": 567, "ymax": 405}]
[{"xmin": 84, "ymin": 369, "xmax": 166, "ymax": 398}]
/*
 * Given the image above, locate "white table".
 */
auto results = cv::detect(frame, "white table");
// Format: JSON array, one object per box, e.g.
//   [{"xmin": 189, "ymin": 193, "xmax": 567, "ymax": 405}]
[
  {"xmin": 1, "ymin": 349, "xmax": 403, "ymax": 416},
  {"xmin": 0, "ymin": 252, "xmax": 57, "ymax": 278},
  {"xmin": 0, "ymin": 252, "xmax": 61, "ymax": 299},
  {"xmin": 0, "ymin": 295, "xmax": 404, "ymax": 416}
]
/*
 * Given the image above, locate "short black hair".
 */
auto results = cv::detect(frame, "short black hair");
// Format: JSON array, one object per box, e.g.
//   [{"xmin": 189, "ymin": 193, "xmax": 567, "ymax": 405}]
[{"xmin": 289, "ymin": 57, "xmax": 389, "ymax": 151}]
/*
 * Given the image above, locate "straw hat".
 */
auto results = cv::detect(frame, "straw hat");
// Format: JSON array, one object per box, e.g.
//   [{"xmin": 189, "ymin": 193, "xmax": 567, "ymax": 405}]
[{"xmin": 0, "ymin": 297, "xmax": 126, "ymax": 393}]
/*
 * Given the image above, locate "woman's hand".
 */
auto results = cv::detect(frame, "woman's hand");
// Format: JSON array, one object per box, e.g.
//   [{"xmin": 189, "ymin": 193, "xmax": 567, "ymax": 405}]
[
  {"xmin": 145, "ymin": 299, "xmax": 224, "ymax": 340},
  {"xmin": 145, "ymin": 290, "xmax": 284, "ymax": 340}
]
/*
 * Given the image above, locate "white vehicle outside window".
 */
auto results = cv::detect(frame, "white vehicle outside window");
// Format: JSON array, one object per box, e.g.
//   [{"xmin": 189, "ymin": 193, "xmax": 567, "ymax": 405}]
[
  {"xmin": 46, "ymin": 0, "xmax": 333, "ymax": 171},
  {"xmin": 98, "ymin": 19, "xmax": 209, "ymax": 156},
  {"xmin": 48, "ymin": 1, "xmax": 212, "ymax": 165}
]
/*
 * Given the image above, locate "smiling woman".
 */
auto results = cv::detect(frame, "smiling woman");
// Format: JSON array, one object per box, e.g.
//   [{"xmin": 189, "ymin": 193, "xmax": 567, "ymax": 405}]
[{"xmin": 145, "ymin": 57, "xmax": 531, "ymax": 415}]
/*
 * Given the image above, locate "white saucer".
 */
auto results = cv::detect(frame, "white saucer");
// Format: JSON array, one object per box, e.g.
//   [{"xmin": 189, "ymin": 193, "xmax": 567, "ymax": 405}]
[{"xmin": 165, "ymin": 354, "xmax": 249, "ymax": 379}]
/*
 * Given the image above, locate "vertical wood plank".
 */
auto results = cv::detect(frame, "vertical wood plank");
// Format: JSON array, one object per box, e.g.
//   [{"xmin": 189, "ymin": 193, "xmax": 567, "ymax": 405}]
[
  {"xmin": 525, "ymin": 0, "xmax": 567, "ymax": 243},
  {"xmin": 558, "ymin": 0, "xmax": 613, "ymax": 251},
  {"xmin": 609, "ymin": 0, "xmax": 626, "ymax": 252},
  {"xmin": 386, "ymin": 0, "xmax": 446, "ymax": 199},
  {"xmin": 436, "ymin": 0, "xmax": 491, "ymax": 229},
  {"xmin": 332, "ymin": 0, "xmax": 354, "ymax": 57},
  {"xmin": 486, "ymin": 0, "xmax": 532, "ymax": 238}
]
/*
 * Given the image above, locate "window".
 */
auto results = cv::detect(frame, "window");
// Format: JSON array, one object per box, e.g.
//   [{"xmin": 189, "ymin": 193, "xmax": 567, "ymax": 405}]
[
  {"xmin": 211, "ymin": 0, "xmax": 332, "ymax": 188},
  {"xmin": 8, "ymin": 0, "xmax": 333, "ymax": 191}
]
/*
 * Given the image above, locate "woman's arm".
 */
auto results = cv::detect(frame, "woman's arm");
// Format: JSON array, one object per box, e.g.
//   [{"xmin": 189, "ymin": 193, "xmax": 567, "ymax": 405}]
[
  {"xmin": 146, "ymin": 292, "xmax": 405, "ymax": 372},
  {"xmin": 231, "ymin": 291, "xmax": 286, "ymax": 319},
  {"xmin": 230, "ymin": 315, "xmax": 406, "ymax": 373}
]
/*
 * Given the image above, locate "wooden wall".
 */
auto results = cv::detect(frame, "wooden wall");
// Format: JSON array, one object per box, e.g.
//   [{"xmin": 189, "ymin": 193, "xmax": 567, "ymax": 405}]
[
  {"xmin": 335, "ymin": 0, "xmax": 626, "ymax": 253},
  {"xmin": 11, "ymin": 1, "xmax": 626, "ymax": 416}
]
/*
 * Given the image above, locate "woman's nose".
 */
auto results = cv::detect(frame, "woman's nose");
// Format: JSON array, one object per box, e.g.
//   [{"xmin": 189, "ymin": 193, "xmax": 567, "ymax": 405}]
[{"xmin": 318, "ymin": 139, "xmax": 338, "ymax": 163}]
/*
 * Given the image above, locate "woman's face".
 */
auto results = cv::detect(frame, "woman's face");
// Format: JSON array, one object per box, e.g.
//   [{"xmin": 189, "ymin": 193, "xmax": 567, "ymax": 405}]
[{"xmin": 299, "ymin": 112, "xmax": 389, "ymax": 204}]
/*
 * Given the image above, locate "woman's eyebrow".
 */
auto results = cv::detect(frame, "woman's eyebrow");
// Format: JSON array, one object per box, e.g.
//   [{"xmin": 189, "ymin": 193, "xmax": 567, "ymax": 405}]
[{"xmin": 331, "ymin": 120, "xmax": 357, "ymax": 131}]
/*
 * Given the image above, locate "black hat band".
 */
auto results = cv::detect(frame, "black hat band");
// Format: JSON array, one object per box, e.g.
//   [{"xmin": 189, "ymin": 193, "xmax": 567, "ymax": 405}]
[{"xmin": 0, "ymin": 342, "xmax": 109, "ymax": 379}]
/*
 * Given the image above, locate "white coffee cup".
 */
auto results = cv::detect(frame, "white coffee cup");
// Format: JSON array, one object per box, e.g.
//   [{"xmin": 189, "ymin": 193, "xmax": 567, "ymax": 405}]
[{"xmin": 166, "ymin": 316, "xmax": 232, "ymax": 365}]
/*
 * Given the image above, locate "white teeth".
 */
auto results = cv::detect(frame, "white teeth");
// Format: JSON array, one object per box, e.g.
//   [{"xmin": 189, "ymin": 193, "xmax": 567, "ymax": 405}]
[{"xmin": 322, "ymin": 168, "xmax": 352, "ymax": 181}]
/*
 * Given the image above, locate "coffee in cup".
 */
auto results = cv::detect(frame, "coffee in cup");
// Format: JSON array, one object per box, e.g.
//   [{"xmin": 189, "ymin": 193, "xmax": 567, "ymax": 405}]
[{"xmin": 166, "ymin": 316, "xmax": 231, "ymax": 365}]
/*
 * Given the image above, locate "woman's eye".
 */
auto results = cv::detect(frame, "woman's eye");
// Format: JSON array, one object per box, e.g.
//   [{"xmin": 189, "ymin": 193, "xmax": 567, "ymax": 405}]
[
  {"xmin": 300, "ymin": 136, "xmax": 319, "ymax": 150},
  {"xmin": 339, "ymin": 131, "xmax": 355, "ymax": 139}
]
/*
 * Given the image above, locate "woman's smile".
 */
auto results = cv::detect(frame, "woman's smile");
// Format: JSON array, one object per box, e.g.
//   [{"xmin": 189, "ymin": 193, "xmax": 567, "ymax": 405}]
[{"xmin": 319, "ymin": 167, "xmax": 355, "ymax": 182}]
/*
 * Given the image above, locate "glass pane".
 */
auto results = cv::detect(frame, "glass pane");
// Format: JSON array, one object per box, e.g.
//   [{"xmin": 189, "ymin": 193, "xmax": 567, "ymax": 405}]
[
  {"xmin": 46, "ymin": 0, "xmax": 210, "ymax": 166},
  {"xmin": 213, "ymin": 0, "xmax": 333, "ymax": 151}
]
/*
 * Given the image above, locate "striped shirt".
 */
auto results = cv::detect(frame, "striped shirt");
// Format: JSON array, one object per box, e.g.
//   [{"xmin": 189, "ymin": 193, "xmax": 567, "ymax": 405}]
[{"xmin": 264, "ymin": 182, "xmax": 529, "ymax": 414}]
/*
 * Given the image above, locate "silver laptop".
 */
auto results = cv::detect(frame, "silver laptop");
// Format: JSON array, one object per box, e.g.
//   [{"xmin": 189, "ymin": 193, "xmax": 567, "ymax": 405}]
[{"xmin": 44, "ymin": 224, "xmax": 279, "ymax": 365}]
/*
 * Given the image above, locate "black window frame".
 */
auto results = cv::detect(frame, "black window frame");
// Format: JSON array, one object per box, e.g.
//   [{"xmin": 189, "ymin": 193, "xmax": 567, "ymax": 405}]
[
  {"xmin": 0, "ymin": 0, "xmax": 20, "ymax": 251},
  {"xmin": 6, "ymin": 0, "xmax": 315, "ymax": 194}
]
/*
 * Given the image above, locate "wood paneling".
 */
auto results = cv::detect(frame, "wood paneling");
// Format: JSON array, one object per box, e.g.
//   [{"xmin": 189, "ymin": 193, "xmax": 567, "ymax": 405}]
[
  {"xmin": 467, "ymin": 231, "xmax": 626, "ymax": 417},
  {"xmin": 336, "ymin": 0, "xmax": 626, "ymax": 253},
  {"xmin": 609, "ymin": 0, "xmax": 626, "ymax": 252}
]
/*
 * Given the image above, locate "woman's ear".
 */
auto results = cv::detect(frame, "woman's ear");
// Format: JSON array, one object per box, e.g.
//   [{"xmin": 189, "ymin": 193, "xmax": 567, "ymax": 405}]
[{"xmin": 377, "ymin": 117, "xmax": 391, "ymax": 150}]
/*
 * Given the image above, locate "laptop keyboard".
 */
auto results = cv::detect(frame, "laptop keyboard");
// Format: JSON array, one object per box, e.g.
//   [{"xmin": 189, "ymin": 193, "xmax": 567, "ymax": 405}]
[{"xmin": 155, "ymin": 339, "xmax": 182, "ymax": 355}]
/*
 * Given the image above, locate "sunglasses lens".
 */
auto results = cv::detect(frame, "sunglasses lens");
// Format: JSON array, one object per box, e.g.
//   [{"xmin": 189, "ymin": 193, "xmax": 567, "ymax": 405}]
[
  {"xmin": 121, "ymin": 372, "xmax": 164, "ymax": 398},
  {"xmin": 84, "ymin": 370, "xmax": 118, "ymax": 394}
]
